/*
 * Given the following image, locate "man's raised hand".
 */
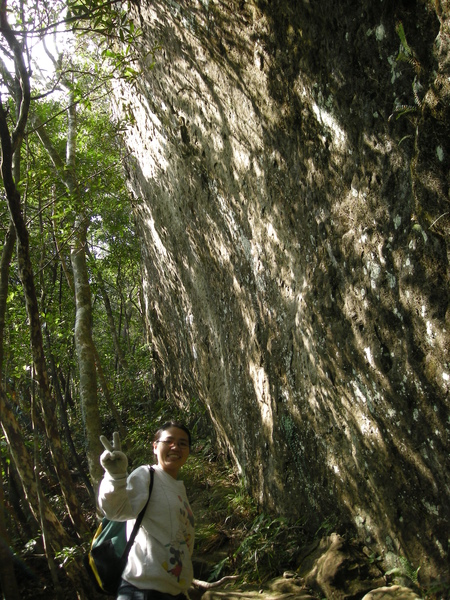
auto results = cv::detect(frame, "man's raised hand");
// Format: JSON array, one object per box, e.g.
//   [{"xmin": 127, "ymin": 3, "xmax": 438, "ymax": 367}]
[{"xmin": 99, "ymin": 431, "xmax": 128, "ymax": 476}]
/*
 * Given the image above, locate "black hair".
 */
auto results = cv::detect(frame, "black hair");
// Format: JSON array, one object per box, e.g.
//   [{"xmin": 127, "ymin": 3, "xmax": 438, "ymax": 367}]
[{"xmin": 153, "ymin": 421, "xmax": 192, "ymax": 447}]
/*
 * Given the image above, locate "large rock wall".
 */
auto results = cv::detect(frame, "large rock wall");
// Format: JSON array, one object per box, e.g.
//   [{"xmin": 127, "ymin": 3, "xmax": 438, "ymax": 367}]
[{"xmin": 115, "ymin": 0, "xmax": 449, "ymax": 579}]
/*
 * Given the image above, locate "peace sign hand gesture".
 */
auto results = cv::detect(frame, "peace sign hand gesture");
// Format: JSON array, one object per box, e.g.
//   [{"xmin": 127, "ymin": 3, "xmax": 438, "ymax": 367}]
[{"xmin": 99, "ymin": 432, "xmax": 128, "ymax": 476}]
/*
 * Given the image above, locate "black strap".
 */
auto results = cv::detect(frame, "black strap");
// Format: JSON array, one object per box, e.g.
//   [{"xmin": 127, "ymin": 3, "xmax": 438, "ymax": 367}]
[{"xmin": 122, "ymin": 466, "xmax": 154, "ymax": 560}]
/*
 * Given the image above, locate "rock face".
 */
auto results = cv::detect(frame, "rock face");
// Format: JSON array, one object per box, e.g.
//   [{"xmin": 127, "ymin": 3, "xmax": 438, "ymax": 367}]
[{"xmin": 114, "ymin": 0, "xmax": 449, "ymax": 580}]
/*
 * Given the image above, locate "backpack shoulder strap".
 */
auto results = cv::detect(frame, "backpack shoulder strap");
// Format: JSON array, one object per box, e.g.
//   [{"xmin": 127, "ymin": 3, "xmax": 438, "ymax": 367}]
[{"xmin": 122, "ymin": 466, "xmax": 154, "ymax": 558}]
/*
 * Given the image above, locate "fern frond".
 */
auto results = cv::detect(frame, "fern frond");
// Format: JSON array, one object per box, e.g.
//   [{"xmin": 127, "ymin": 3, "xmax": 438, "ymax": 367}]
[{"xmin": 396, "ymin": 21, "xmax": 412, "ymax": 57}]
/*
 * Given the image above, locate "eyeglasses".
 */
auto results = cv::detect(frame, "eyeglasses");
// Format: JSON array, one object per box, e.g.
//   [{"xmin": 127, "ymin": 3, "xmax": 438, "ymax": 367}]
[{"xmin": 156, "ymin": 439, "xmax": 190, "ymax": 449}]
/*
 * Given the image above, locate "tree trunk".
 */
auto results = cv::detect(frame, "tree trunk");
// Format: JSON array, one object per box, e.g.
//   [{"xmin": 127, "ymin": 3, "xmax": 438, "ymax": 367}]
[
  {"xmin": 86, "ymin": 246, "xmax": 129, "ymax": 372},
  {"xmin": 46, "ymin": 330, "xmax": 96, "ymax": 504},
  {"xmin": 0, "ymin": 459, "xmax": 21, "ymax": 600},
  {"xmin": 31, "ymin": 386, "xmax": 64, "ymax": 599},
  {"xmin": 71, "ymin": 215, "xmax": 104, "ymax": 490},
  {"xmin": 2, "ymin": 455, "xmax": 38, "ymax": 542},
  {"xmin": 92, "ymin": 343, "xmax": 126, "ymax": 437},
  {"xmin": 32, "ymin": 104, "xmax": 105, "ymax": 494},
  {"xmin": 0, "ymin": 389, "xmax": 74, "ymax": 549},
  {"xmin": 0, "ymin": 222, "xmax": 16, "ymax": 379},
  {"xmin": 1, "ymin": 228, "xmax": 41, "ymax": 585}
]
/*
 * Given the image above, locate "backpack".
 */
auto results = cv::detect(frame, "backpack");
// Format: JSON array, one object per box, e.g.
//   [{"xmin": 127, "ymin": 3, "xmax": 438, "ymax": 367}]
[{"xmin": 84, "ymin": 466, "xmax": 154, "ymax": 596}]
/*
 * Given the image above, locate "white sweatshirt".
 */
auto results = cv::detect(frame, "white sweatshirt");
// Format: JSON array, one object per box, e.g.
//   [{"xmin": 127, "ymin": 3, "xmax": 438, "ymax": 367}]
[{"xmin": 98, "ymin": 464, "xmax": 195, "ymax": 594}]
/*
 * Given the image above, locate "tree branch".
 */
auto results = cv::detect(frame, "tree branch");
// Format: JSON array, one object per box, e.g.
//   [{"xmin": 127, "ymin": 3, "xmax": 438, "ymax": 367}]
[{"xmin": 0, "ymin": 0, "xmax": 30, "ymax": 153}]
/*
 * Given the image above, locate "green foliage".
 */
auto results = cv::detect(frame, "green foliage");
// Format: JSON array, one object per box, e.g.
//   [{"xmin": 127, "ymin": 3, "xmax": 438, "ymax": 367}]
[
  {"xmin": 232, "ymin": 513, "xmax": 307, "ymax": 583},
  {"xmin": 424, "ymin": 579, "xmax": 450, "ymax": 600},
  {"xmin": 1, "ymin": 39, "xmax": 149, "ymax": 563},
  {"xmin": 385, "ymin": 555, "xmax": 420, "ymax": 583},
  {"xmin": 395, "ymin": 21, "xmax": 413, "ymax": 61},
  {"xmin": 24, "ymin": 537, "xmax": 41, "ymax": 553},
  {"xmin": 54, "ymin": 544, "xmax": 82, "ymax": 567},
  {"xmin": 190, "ymin": 450, "xmax": 308, "ymax": 586},
  {"xmin": 395, "ymin": 21, "xmax": 422, "ymax": 77},
  {"xmin": 65, "ymin": 0, "xmax": 158, "ymax": 86},
  {"xmin": 315, "ymin": 515, "xmax": 338, "ymax": 536},
  {"xmin": 208, "ymin": 556, "xmax": 229, "ymax": 581},
  {"xmin": 390, "ymin": 22, "xmax": 424, "ymax": 123},
  {"xmin": 67, "ymin": 0, "xmax": 136, "ymax": 37}
]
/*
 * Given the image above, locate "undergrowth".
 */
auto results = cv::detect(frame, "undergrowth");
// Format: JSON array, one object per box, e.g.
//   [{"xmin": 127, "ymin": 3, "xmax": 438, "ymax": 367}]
[{"xmin": 179, "ymin": 438, "xmax": 309, "ymax": 585}]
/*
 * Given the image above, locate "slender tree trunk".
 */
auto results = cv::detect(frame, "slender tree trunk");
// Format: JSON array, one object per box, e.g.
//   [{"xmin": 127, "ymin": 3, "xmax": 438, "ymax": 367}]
[
  {"xmin": 71, "ymin": 215, "xmax": 104, "ymax": 488},
  {"xmin": 32, "ymin": 105, "xmax": 104, "ymax": 494},
  {"xmin": 0, "ymin": 222, "xmax": 16, "ymax": 379},
  {"xmin": 38, "ymin": 188, "xmax": 97, "ymax": 505},
  {"xmin": 0, "ymin": 389, "xmax": 74, "ymax": 549},
  {"xmin": 31, "ymin": 383, "xmax": 64, "ymax": 599},
  {"xmin": 2, "ymin": 387, "xmax": 96, "ymax": 599},
  {"xmin": 65, "ymin": 95, "xmax": 104, "ymax": 492},
  {"xmin": 3, "ymin": 455, "xmax": 38, "ymax": 542},
  {"xmin": 0, "ymin": 229, "xmax": 19, "ymax": 599},
  {"xmin": 46, "ymin": 334, "xmax": 96, "ymax": 503},
  {"xmin": 92, "ymin": 343, "xmax": 126, "ymax": 437},
  {"xmin": 0, "ymin": 461, "xmax": 20, "ymax": 600},
  {"xmin": 51, "ymin": 190, "xmax": 74, "ymax": 293},
  {"xmin": 1, "ymin": 392, "xmax": 95, "ymax": 597},
  {"xmin": 86, "ymin": 246, "xmax": 129, "ymax": 372}
]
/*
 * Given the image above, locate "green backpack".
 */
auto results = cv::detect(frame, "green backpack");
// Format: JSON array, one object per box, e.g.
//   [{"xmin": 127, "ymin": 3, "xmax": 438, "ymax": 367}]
[{"xmin": 84, "ymin": 466, "xmax": 154, "ymax": 595}]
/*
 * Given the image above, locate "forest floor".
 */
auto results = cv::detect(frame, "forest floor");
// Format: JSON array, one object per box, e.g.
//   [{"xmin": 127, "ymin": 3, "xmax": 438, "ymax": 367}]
[
  {"xmin": 13, "ymin": 440, "xmax": 448, "ymax": 599},
  {"xmin": 13, "ymin": 442, "xmax": 258, "ymax": 599}
]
